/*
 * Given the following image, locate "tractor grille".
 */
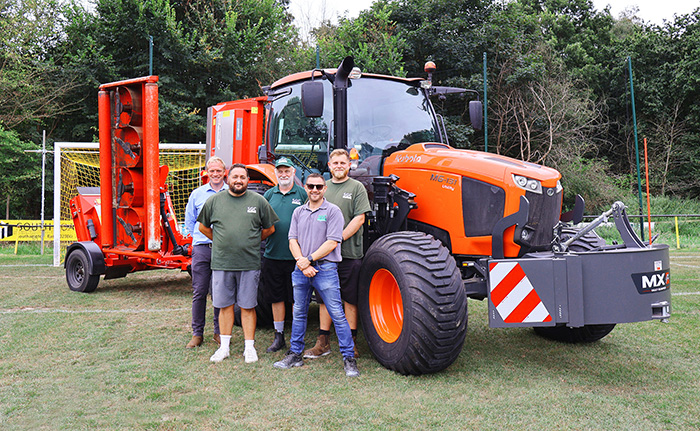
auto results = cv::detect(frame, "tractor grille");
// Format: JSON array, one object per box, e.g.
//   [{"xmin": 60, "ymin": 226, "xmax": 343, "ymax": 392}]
[
  {"xmin": 462, "ymin": 177, "xmax": 506, "ymax": 237},
  {"xmin": 525, "ymin": 188, "xmax": 562, "ymax": 248}
]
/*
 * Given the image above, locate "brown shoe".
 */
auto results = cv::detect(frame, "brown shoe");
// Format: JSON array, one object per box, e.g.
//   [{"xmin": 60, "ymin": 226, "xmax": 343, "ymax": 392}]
[
  {"xmin": 186, "ymin": 335, "xmax": 203, "ymax": 349},
  {"xmin": 213, "ymin": 333, "xmax": 221, "ymax": 345},
  {"xmin": 303, "ymin": 334, "xmax": 331, "ymax": 359},
  {"xmin": 352, "ymin": 335, "xmax": 359, "ymax": 358}
]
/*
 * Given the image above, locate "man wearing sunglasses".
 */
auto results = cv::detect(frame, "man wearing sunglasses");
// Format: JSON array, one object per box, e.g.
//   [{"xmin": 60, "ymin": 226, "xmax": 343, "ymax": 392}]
[
  {"xmin": 273, "ymin": 173, "xmax": 359, "ymax": 377},
  {"xmin": 304, "ymin": 148, "xmax": 371, "ymax": 360}
]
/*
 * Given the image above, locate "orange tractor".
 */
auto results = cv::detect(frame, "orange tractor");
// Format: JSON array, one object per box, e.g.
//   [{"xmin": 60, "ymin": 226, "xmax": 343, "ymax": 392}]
[{"xmin": 67, "ymin": 58, "xmax": 671, "ymax": 375}]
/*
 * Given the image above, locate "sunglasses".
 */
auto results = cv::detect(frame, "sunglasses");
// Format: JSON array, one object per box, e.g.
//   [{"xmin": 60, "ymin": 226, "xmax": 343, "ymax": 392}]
[{"xmin": 305, "ymin": 183, "xmax": 325, "ymax": 190}]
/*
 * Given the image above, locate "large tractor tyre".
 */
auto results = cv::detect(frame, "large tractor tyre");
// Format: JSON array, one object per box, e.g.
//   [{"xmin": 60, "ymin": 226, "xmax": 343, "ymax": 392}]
[
  {"xmin": 534, "ymin": 227, "xmax": 614, "ymax": 343},
  {"xmin": 559, "ymin": 226, "xmax": 606, "ymax": 252},
  {"xmin": 65, "ymin": 248, "xmax": 100, "ymax": 293},
  {"xmin": 534, "ymin": 323, "xmax": 616, "ymax": 343},
  {"xmin": 359, "ymin": 232, "xmax": 468, "ymax": 375}
]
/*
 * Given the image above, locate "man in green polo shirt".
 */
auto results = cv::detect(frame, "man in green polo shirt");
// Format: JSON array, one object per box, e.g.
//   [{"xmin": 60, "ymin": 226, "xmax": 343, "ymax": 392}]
[
  {"xmin": 261, "ymin": 157, "xmax": 307, "ymax": 352},
  {"xmin": 198, "ymin": 163, "xmax": 279, "ymax": 364}
]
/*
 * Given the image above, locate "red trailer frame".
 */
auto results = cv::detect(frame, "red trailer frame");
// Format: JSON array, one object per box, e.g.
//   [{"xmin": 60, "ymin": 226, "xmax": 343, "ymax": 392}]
[{"xmin": 65, "ymin": 76, "xmax": 192, "ymax": 292}]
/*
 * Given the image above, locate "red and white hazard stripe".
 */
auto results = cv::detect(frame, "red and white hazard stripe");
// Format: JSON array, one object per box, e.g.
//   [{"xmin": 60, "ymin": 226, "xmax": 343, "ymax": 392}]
[{"xmin": 489, "ymin": 261, "xmax": 552, "ymax": 323}]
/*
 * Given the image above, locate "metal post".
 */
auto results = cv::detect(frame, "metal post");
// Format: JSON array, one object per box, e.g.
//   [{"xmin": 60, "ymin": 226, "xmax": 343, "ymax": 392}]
[
  {"xmin": 316, "ymin": 45, "xmax": 320, "ymax": 69},
  {"xmin": 149, "ymin": 36, "xmax": 154, "ymax": 75},
  {"xmin": 40, "ymin": 130, "xmax": 46, "ymax": 255},
  {"xmin": 483, "ymin": 52, "xmax": 488, "ymax": 153},
  {"xmin": 628, "ymin": 56, "xmax": 645, "ymax": 241}
]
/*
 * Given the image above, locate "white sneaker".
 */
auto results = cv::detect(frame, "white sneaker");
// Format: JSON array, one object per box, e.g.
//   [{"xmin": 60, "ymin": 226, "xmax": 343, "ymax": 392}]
[
  {"xmin": 244, "ymin": 346, "xmax": 258, "ymax": 363},
  {"xmin": 210, "ymin": 347, "xmax": 230, "ymax": 363}
]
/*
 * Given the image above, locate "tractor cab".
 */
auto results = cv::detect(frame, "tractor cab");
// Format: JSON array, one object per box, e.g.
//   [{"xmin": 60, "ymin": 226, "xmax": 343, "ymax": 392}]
[{"xmin": 262, "ymin": 57, "xmax": 481, "ymax": 185}]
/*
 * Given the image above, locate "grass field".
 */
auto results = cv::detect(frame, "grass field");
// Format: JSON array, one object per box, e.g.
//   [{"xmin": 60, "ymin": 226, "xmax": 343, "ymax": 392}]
[{"xmin": 1, "ymin": 249, "xmax": 699, "ymax": 430}]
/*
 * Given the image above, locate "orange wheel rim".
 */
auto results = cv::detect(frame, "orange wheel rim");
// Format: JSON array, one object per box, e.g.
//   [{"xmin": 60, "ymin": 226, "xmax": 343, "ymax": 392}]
[{"xmin": 369, "ymin": 269, "xmax": 403, "ymax": 343}]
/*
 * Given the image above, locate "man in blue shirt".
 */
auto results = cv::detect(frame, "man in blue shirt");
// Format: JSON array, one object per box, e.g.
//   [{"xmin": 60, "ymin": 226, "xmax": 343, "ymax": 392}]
[{"xmin": 184, "ymin": 156, "xmax": 227, "ymax": 349}]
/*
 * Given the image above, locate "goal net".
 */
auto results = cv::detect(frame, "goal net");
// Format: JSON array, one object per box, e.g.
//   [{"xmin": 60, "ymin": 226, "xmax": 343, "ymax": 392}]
[{"xmin": 53, "ymin": 142, "xmax": 206, "ymax": 266}]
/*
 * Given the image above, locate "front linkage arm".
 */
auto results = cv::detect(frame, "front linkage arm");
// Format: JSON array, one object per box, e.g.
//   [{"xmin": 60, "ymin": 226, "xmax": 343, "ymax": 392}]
[{"xmin": 552, "ymin": 201, "xmax": 645, "ymax": 253}]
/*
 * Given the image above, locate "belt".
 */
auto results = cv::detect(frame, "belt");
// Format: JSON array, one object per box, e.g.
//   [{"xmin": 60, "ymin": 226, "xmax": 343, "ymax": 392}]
[{"xmin": 195, "ymin": 243, "xmax": 213, "ymax": 248}]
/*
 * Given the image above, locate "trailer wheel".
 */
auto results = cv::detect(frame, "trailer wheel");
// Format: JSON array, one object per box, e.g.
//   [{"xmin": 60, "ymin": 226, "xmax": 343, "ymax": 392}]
[
  {"xmin": 359, "ymin": 232, "xmax": 467, "ymax": 375},
  {"xmin": 534, "ymin": 323, "xmax": 615, "ymax": 343},
  {"xmin": 66, "ymin": 248, "xmax": 100, "ymax": 293}
]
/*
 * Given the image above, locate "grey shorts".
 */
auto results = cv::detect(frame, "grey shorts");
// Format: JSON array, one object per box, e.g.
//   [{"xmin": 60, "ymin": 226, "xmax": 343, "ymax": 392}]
[{"xmin": 212, "ymin": 270, "xmax": 260, "ymax": 309}]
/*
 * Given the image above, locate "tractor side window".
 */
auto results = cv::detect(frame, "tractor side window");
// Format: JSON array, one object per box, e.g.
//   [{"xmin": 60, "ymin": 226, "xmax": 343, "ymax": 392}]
[{"xmin": 269, "ymin": 83, "xmax": 333, "ymax": 174}]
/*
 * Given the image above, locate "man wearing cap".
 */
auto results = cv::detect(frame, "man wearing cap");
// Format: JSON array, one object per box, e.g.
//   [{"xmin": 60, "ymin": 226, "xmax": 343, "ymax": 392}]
[
  {"xmin": 183, "ymin": 156, "xmax": 227, "ymax": 349},
  {"xmin": 261, "ymin": 157, "xmax": 307, "ymax": 352}
]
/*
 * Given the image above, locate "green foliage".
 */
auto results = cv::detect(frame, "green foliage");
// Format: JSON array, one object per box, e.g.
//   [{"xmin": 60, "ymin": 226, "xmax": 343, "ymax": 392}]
[
  {"xmin": 312, "ymin": 3, "xmax": 406, "ymax": 76},
  {"xmin": 0, "ymin": 0, "xmax": 81, "ymax": 139},
  {"xmin": 0, "ymin": 125, "xmax": 46, "ymax": 219},
  {"xmin": 557, "ymin": 156, "xmax": 625, "ymax": 213},
  {"xmin": 53, "ymin": 0, "xmax": 302, "ymax": 143}
]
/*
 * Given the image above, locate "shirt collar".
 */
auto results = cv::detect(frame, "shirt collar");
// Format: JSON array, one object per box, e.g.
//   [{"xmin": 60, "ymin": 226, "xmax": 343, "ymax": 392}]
[{"xmin": 303, "ymin": 198, "xmax": 328, "ymax": 212}]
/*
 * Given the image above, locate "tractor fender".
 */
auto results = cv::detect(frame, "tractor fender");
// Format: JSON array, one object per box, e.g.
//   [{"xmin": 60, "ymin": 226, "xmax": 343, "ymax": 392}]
[{"xmin": 64, "ymin": 241, "xmax": 106, "ymax": 276}]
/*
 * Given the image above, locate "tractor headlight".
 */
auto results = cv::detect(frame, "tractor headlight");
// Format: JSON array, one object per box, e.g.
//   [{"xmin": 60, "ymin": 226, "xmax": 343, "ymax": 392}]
[{"xmin": 513, "ymin": 174, "xmax": 542, "ymax": 194}]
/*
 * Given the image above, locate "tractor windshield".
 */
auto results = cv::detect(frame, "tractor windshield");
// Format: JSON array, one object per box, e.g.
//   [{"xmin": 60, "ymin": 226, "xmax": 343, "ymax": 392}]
[{"xmin": 267, "ymin": 76, "xmax": 439, "ymax": 175}]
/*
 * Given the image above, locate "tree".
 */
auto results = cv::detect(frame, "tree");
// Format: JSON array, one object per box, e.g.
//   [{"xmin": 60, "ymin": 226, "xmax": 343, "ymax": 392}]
[
  {"xmin": 53, "ymin": 0, "xmax": 303, "ymax": 143},
  {"xmin": 0, "ymin": 125, "xmax": 45, "ymax": 219},
  {"xmin": 312, "ymin": 3, "xmax": 406, "ymax": 76},
  {"xmin": 0, "ymin": 0, "xmax": 81, "ymax": 139}
]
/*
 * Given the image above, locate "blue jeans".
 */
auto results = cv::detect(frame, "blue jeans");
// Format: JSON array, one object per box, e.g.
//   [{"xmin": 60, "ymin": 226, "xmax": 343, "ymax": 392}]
[{"xmin": 289, "ymin": 262, "xmax": 355, "ymax": 359}]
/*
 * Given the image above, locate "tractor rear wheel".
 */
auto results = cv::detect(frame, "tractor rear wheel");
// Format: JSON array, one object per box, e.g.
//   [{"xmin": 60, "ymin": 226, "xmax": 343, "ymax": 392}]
[
  {"xmin": 66, "ymin": 248, "xmax": 100, "ymax": 293},
  {"xmin": 359, "ymin": 232, "xmax": 467, "ymax": 375},
  {"xmin": 534, "ymin": 226, "xmax": 614, "ymax": 343}
]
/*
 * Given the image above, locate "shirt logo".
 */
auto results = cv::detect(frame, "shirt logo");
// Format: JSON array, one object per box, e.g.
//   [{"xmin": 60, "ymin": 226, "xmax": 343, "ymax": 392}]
[
  {"xmin": 292, "ymin": 199, "xmax": 302, "ymax": 205},
  {"xmin": 317, "ymin": 214, "xmax": 327, "ymax": 221},
  {"xmin": 343, "ymin": 192, "xmax": 352, "ymax": 199},
  {"xmin": 247, "ymin": 207, "xmax": 257, "ymax": 213}
]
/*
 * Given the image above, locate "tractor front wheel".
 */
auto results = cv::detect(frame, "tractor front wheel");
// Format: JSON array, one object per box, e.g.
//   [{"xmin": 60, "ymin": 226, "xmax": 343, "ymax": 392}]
[
  {"xmin": 359, "ymin": 232, "xmax": 467, "ymax": 375},
  {"xmin": 66, "ymin": 248, "xmax": 100, "ymax": 293}
]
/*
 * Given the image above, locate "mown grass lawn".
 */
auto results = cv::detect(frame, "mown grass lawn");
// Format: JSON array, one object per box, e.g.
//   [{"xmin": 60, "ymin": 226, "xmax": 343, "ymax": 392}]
[{"xmin": 0, "ymin": 249, "xmax": 698, "ymax": 430}]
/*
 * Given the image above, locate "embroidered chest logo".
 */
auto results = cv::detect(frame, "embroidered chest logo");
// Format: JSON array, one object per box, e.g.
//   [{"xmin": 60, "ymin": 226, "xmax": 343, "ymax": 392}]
[
  {"xmin": 342, "ymin": 192, "xmax": 352, "ymax": 199},
  {"xmin": 317, "ymin": 214, "xmax": 327, "ymax": 222},
  {"xmin": 291, "ymin": 199, "xmax": 302, "ymax": 205},
  {"xmin": 247, "ymin": 207, "xmax": 257, "ymax": 213}
]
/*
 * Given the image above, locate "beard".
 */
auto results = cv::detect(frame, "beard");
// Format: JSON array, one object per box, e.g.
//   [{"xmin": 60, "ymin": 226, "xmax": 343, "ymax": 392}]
[
  {"xmin": 332, "ymin": 168, "xmax": 348, "ymax": 180},
  {"xmin": 278, "ymin": 178, "xmax": 293, "ymax": 188},
  {"xmin": 231, "ymin": 182, "xmax": 248, "ymax": 194}
]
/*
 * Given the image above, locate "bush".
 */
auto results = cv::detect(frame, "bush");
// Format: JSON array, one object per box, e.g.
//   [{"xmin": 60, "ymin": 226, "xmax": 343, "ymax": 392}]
[{"xmin": 557, "ymin": 157, "xmax": 626, "ymax": 214}]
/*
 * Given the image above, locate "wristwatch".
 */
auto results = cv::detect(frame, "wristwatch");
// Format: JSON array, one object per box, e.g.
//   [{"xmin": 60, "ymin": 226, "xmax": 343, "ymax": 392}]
[{"xmin": 307, "ymin": 255, "xmax": 314, "ymax": 263}]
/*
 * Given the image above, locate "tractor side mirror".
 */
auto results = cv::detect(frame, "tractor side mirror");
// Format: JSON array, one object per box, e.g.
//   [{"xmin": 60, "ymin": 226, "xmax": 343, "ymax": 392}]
[
  {"xmin": 469, "ymin": 100, "xmax": 483, "ymax": 131},
  {"xmin": 301, "ymin": 81, "xmax": 324, "ymax": 117}
]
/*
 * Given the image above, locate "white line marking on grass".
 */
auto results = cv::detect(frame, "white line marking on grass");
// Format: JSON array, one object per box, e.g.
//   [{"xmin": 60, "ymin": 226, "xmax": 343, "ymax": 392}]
[
  {"xmin": 0, "ymin": 264, "xmax": 53, "ymax": 267},
  {"xmin": 672, "ymin": 263, "xmax": 700, "ymax": 269},
  {"xmin": 0, "ymin": 307, "xmax": 189, "ymax": 315},
  {"xmin": 672, "ymin": 291, "xmax": 700, "ymax": 296}
]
